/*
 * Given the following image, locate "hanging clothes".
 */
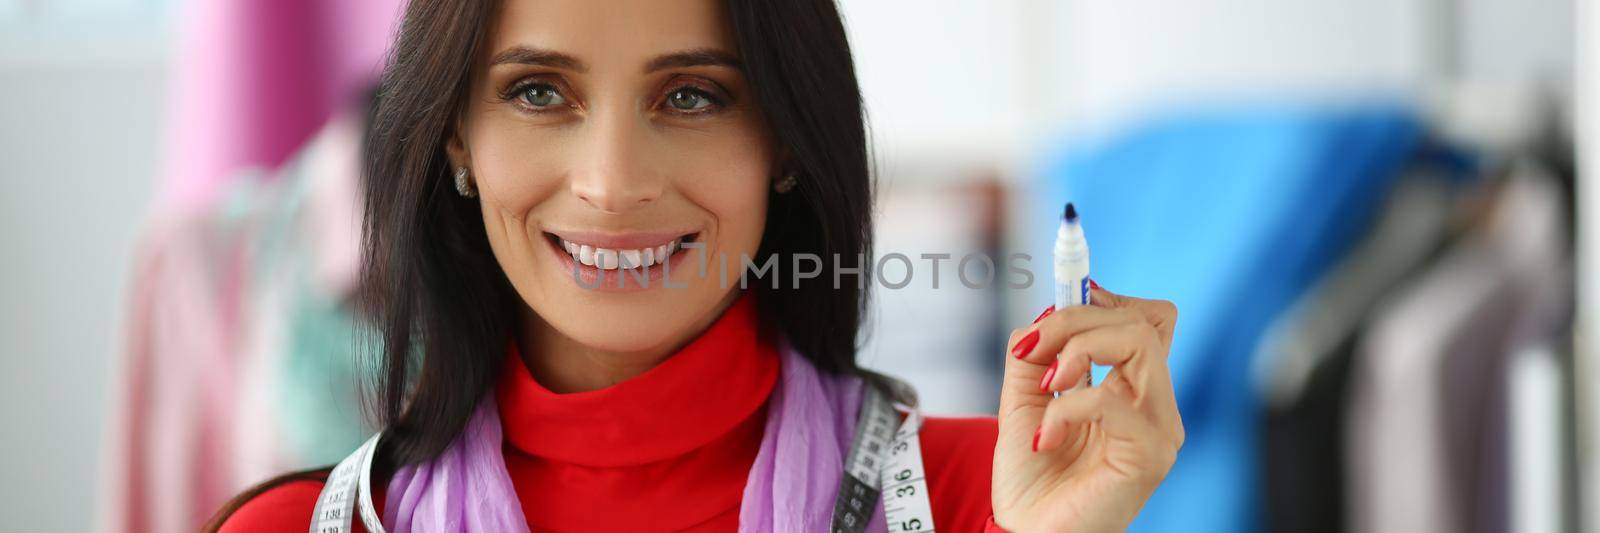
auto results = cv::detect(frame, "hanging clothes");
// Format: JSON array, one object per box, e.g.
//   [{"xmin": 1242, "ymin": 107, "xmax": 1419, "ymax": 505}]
[
  {"xmin": 1505, "ymin": 262, "xmax": 1575, "ymax": 533},
  {"xmin": 99, "ymin": 112, "xmax": 371, "ymax": 533},
  {"xmin": 1345, "ymin": 161, "xmax": 1568, "ymax": 533},
  {"xmin": 1253, "ymin": 167, "xmax": 1462, "ymax": 533}
]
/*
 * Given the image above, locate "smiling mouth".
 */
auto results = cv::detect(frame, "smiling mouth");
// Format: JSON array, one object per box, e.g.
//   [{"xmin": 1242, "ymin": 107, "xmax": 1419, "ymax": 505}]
[{"xmin": 544, "ymin": 232, "xmax": 701, "ymax": 271}]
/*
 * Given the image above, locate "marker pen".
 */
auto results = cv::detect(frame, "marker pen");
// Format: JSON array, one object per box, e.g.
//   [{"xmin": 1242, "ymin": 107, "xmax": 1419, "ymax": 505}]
[{"xmin": 1053, "ymin": 202, "xmax": 1092, "ymax": 388}]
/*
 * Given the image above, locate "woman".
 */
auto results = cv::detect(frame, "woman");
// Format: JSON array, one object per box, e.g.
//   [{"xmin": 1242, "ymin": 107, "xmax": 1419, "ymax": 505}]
[{"xmin": 211, "ymin": 0, "xmax": 1184, "ymax": 530}]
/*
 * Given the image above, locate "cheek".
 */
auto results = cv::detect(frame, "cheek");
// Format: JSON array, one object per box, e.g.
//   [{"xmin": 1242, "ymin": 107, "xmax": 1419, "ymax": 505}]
[
  {"xmin": 463, "ymin": 119, "xmax": 569, "ymax": 301},
  {"xmin": 470, "ymin": 127, "xmax": 567, "ymax": 220},
  {"xmin": 673, "ymin": 136, "xmax": 771, "ymax": 255}
]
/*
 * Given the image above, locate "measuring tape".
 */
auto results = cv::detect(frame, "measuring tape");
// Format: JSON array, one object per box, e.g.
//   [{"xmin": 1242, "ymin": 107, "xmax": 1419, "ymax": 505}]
[
  {"xmin": 308, "ymin": 432, "xmax": 386, "ymax": 533},
  {"xmin": 831, "ymin": 385, "xmax": 936, "ymax": 533},
  {"xmin": 311, "ymin": 385, "xmax": 933, "ymax": 533},
  {"xmin": 879, "ymin": 407, "xmax": 934, "ymax": 532}
]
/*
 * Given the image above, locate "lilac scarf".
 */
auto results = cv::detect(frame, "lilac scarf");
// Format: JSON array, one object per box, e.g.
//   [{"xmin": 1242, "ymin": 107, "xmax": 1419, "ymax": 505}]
[{"xmin": 380, "ymin": 345, "xmax": 886, "ymax": 532}]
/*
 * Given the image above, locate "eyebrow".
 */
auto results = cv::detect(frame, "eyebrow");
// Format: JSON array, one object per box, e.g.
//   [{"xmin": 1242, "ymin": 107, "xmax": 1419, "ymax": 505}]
[
  {"xmin": 489, "ymin": 46, "xmax": 585, "ymax": 71},
  {"xmin": 488, "ymin": 46, "xmax": 743, "ymax": 73},
  {"xmin": 644, "ymin": 48, "xmax": 743, "ymax": 72}
]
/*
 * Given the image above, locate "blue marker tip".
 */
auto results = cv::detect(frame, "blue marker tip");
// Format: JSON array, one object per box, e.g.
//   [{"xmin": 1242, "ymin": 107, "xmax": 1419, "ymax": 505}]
[{"xmin": 1063, "ymin": 202, "xmax": 1078, "ymax": 222}]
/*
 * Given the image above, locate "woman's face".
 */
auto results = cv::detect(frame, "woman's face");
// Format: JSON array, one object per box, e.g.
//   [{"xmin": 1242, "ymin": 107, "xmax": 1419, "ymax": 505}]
[{"xmin": 449, "ymin": 0, "xmax": 776, "ymax": 355}]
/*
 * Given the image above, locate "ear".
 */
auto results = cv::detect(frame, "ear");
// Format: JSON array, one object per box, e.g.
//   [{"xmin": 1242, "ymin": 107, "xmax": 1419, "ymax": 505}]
[
  {"xmin": 444, "ymin": 118, "xmax": 471, "ymax": 171},
  {"xmin": 769, "ymin": 145, "xmax": 793, "ymax": 180}
]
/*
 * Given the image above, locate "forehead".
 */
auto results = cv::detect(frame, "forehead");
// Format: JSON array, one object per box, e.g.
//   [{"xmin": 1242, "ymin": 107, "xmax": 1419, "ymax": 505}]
[{"xmin": 487, "ymin": 0, "xmax": 738, "ymax": 65}]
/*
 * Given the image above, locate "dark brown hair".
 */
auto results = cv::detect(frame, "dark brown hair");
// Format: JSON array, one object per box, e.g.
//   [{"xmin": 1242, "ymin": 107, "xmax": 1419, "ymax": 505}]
[{"xmin": 207, "ymin": 0, "xmax": 876, "ymax": 527}]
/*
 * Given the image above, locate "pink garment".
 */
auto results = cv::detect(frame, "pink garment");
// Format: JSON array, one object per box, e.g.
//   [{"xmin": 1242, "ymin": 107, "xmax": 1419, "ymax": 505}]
[
  {"xmin": 101, "ymin": 213, "xmax": 248, "ymax": 533},
  {"xmin": 160, "ymin": 0, "xmax": 400, "ymax": 210}
]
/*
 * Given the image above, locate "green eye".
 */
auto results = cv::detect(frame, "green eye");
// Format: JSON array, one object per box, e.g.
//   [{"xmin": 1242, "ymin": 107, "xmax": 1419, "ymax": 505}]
[
  {"xmin": 667, "ymin": 88, "xmax": 713, "ymax": 111},
  {"xmin": 519, "ymin": 84, "xmax": 565, "ymax": 107}
]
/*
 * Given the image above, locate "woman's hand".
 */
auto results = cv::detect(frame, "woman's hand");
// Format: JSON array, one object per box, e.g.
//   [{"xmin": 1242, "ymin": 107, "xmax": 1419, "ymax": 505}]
[{"xmin": 991, "ymin": 284, "xmax": 1184, "ymax": 532}]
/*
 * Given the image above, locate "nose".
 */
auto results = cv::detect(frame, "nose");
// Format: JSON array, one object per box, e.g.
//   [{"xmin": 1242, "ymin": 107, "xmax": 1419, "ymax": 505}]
[{"xmin": 569, "ymin": 109, "xmax": 664, "ymax": 213}]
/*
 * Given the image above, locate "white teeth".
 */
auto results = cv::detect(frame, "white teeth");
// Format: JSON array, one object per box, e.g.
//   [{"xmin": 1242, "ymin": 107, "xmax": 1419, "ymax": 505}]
[
  {"xmin": 559, "ymin": 236, "xmax": 686, "ymax": 270},
  {"xmin": 595, "ymin": 248, "xmax": 619, "ymax": 269}
]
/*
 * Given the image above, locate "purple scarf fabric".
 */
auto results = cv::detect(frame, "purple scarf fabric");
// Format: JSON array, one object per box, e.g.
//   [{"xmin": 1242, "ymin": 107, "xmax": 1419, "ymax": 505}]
[{"xmin": 381, "ymin": 344, "xmax": 886, "ymax": 532}]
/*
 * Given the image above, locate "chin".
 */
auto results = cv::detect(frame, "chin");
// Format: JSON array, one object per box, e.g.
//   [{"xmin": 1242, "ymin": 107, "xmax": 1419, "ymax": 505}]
[{"xmin": 543, "ymin": 294, "xmax": 719, "ymax": 354}]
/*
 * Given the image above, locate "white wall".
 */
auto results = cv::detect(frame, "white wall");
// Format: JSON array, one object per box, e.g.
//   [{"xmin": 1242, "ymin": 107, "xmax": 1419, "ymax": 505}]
[
  {"xmin": 1042, "ymin": 0, "xmax": 1434, "ymax": 132},
  {"xmin": 1575, "ymin": 1, "xmax": 1598, "ymax": 530},
  {"xmin": 0, "ymin": 26, "xmax": 167, "ymax": 533},
  {"xmin": 841, "ymin": 0, "xmax": 1573, "ymax": 156},
  {"xmin": 835, "ymin": 0, "xmax": 1037, "ymax": 178}
]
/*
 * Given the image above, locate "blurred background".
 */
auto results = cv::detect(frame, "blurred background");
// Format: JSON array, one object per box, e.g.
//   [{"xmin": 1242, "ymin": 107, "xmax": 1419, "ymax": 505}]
[{"xmin": 0, "ymin": 0, "xmax": 1594, "ymax": 531}]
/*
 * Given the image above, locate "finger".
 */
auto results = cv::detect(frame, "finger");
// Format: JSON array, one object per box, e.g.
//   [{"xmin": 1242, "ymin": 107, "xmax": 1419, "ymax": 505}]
[
  {"xmin": 1109, "ymin": 352, "xmax": 1185, "ymax": 449},
  {"xmin": 1089, "ymin": 287, "xmax": 1178, "ymax": 350},
  {"xmin": 1042, "ymin": 322, "xmax": 1159, "ymax": 394},
  {"xmin": 1002, "ymin": 306, "xmax": 1138, "ymax": 420},
  {"xmin": 1006, "ymin": 304, "xmax": 1146, "ymax": 366},
  {"xmin": 1002, "ymin": 315, "xmax": 1057, "ymax": 415},
  {"xmin": 1034, "ymin": 386, "xmax": 1159, "ymax": 453},
  {"xmin": 1040, "ymin": 322, "xmax": 1184, "ymax": 451},
  {"xmin": 1047, "ymin": 348, "xmax": 1091, "ymax": 394}
]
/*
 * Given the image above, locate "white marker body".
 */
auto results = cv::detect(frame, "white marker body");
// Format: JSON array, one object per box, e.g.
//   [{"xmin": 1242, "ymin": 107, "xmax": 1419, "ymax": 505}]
[
  {"xmin": 1053, "ymin": 216, "xmax": 1093, "ymax": 390},
  {"xmin": 1054, "ymin": 219, "xmax": 1091, "ymax": 310}
]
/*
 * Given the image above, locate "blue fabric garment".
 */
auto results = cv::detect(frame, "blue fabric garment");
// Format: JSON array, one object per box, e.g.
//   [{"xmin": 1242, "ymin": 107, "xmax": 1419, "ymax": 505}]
[{"xmin": 1029, "ymin": 104, "xmax": 1422, "ymax": 533}]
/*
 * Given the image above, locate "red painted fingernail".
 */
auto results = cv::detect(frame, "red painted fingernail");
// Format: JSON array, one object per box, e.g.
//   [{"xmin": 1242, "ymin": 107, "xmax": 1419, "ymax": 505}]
[
  {"xmin": 1031, "ymin": 305, "xmax": 1055, "ymax": 324},
  {"xmin": 1039, "ymin": 361, "xmax": 1058, "ymax": 392},
  {"xmin": 1012, "ymin": 330, "xmax": 1040, "ymax": 359},
  {"xmin": 1089, "ymin": 278, "xmax": 1102, "ymax": 291},
  {"xmin": 1032, "ymin": 429, "xmax": 1041, "ymax": 452}
]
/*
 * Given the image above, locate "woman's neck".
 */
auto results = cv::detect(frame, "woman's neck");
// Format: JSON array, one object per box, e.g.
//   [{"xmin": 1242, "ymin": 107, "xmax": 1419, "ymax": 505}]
[{"xmin": 517, "ymin": 291, "xmax": 743, "ymax": 393}]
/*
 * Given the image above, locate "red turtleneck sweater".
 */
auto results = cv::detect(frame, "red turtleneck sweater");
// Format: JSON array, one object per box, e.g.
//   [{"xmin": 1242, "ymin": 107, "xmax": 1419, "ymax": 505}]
[{"xmin": 220, "ymin": 295, "xmax": 1001, "ymax": 531}]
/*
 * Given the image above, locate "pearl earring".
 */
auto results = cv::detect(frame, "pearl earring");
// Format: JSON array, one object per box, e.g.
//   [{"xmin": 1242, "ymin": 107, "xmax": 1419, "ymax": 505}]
[
  {"xmin": 454, "ymin": 166, "xmax": 477, "ymax": 198},
  {"xmin": 773, "ymin": 174, "xmax": 799, "ymax": 194}
]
